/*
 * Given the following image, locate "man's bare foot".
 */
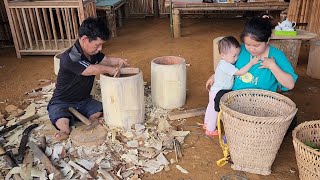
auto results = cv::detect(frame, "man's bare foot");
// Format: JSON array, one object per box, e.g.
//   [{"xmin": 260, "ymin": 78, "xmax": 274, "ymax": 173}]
[{"xmin": 54, "ymin": 131, "xmax": 69, "ymax": 141}]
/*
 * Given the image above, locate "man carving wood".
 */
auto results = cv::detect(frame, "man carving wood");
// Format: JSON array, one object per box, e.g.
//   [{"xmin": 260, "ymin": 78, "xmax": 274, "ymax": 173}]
[{"xmin": 47, "ymin": 17, "xmax": 128, "ymax": 141}]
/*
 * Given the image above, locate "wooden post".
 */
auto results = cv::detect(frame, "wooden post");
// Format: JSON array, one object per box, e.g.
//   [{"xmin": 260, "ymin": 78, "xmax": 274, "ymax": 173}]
[
  {"xmin": 153, "ymin": 0, "xmax": 160, "ymax": 17},
  {"xmin": 3, "ymin": 0, "xmax": 21, "ymax": 58},
  {"xmin": 106, "ymin": 10, "xmax": 117, "ymax": 37},
  {"xmin": 307, "ymin": 38, "xmax": 320, "ymax": 79},
  {"xmin": 117, "ymin": 8, "xmax": 123, "ymax": 27},
  {"xmin": 173, "ymin": 8, "xmax": 181, "ymax": 38},
  {"xmin": 100, "ymin": 71, "xmax": 145, "ymax": 130}
]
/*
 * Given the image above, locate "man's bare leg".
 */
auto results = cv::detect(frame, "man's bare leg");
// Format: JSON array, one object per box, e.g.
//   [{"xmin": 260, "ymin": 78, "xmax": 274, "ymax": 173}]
[{"xmin": 54, "ymin": 118, "xmax": 71, "ymax": 140}]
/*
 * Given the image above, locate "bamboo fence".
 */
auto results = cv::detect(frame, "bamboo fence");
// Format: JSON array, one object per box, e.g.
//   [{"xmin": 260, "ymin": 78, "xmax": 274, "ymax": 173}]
[
  {"xmin": 3, "ymin": 0, "xmax": 96, "ymax": 58},
  {"xmin": 0, "ymin": 0, "xmax": 12, "ymax": 47},
  {"xmin": 287, "ymin": 0, "xmax": 320, "ymax": 34}
]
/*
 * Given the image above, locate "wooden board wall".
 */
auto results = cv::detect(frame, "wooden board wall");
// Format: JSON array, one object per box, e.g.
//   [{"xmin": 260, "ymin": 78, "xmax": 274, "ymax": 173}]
[{"xmin": 287, "ymin": 0, "xmax": 320, "ymax": 34}]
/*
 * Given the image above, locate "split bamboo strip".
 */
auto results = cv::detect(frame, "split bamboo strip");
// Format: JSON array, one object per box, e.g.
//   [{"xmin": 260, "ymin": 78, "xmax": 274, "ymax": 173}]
[
  {"xmin": 71, "ymin": 8, "xmax": 78, "ymax": 40},
  {"xmin": 49, "ymin": 8, "xmax": 58, "ymax": 50},
  {"xmin": 29, "ymin": 8, "xmax": 39, "ymax": 49}
]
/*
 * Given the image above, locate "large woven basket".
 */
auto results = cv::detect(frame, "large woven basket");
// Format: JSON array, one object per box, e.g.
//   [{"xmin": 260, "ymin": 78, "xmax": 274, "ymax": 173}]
[
  {"xmin": 220, "ymin": 89, "xmax": 298, "ymax": 175},
  {"xmin": 292, "ymin": 120, "xmax": 320, "ymax": 180}
]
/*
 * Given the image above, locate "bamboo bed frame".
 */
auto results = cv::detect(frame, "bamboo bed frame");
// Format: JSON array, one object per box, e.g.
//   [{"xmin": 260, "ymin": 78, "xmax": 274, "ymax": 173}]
[
  {"xmin": 3, "ymin": 0, "xmax": 96, "ymax": 58},
  {"xmin": 167, "ymin": 1, "xmax": 289, "ymax": 38}
]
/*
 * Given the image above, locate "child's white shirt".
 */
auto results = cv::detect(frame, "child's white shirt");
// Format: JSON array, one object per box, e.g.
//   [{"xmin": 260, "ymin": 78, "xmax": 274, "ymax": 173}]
[{"xmin": 210, "ymin": 60, "xmax": 239, "ymax": 92}]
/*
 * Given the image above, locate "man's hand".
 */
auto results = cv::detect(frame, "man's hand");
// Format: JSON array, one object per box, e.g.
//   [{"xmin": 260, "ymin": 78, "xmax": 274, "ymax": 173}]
[
  {"xmin": 206, "ymin": 74, "xmax": 214, "ymax": 91},
  {"xmin": 117, "ymin": 58, "xmax": 129, "ymax": 67}
]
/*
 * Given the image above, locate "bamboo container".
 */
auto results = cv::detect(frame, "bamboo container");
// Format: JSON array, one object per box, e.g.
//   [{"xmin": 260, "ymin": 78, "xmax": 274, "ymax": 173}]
[
  {"xmin": 151, "ymin": 56, "xmax": 186, "ymax": 109},
  {"xmin": 100, "ymin": 71, "xmax": 145, "ymax": 130}
]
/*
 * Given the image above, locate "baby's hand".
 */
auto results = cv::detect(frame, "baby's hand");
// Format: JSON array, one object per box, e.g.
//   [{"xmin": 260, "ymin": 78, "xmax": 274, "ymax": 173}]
[
  {"xmin": 250, "ymin": 56, "xmax": 260, "ymax": 65},
  {"xmin": 260, "ymin": 57, "xmax": 276, "ymax": 69}
]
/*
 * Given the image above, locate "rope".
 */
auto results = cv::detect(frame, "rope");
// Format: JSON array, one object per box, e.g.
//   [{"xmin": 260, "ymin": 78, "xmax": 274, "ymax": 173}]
[{"xmin": 216, "ymin": 110, "xmax": 230, "ymax": 167}]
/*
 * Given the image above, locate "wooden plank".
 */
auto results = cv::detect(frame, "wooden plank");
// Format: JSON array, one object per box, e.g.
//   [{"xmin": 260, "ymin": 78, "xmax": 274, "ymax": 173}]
[
  {"xmin": 28, "ymin": 8, "xmax": 39, "ymax": 49},
  {"xmin": 119, "ymin": 67, "xmax": 139, "ymax": 75},
  {"xmin": 49, "ymin": 8, "xmax": 58, "ymax": 49},
  {"xmin": 35, "ymin": 8, "xmax": 46, "ymax": 49},
  {"xmin": 168, "ymin": 107, "xmax": 206, "ymax": 120},
  {"xmin": 28, "ymin": 141, "xmax": 63, "ymax": 180}
]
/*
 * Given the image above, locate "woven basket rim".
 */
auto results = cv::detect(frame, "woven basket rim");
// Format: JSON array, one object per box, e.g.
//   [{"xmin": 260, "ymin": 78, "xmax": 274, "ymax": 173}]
[
  {"xmin": 292, "ymin": 120, "xmax": 320, "ymax": 156},
  {"xmin": 220, "ymin": 89, "xmax": 297, "ymax": 120}
]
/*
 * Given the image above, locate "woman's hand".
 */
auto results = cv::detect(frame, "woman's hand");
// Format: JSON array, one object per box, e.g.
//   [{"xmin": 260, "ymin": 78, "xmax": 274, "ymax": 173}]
[
  {"xmin": 206, "ymin": 74, "xmax": 214, "ymax": 91},
  {"xmin": 259, "ymin": 57, "xmax": 277, "ymax": 69}
]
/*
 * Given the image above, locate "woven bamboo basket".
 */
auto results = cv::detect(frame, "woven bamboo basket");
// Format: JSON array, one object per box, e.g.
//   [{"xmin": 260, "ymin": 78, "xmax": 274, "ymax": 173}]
[
  {"xmin": 220, "ymin": 89, "xmax": 298, "ymax": 175},
  {"xmin": 292, "ymin": 120, "xmax": 320, "ymax": 180}
]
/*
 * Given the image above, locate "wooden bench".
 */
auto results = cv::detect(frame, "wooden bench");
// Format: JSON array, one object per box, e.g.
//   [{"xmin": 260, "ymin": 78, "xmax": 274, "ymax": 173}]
[
  {"xmin": 96, "ymin": 0, "xmax": 127, "ymax": 37},
  {"xmin": 167, "ymin": 1, "xmax": 289, "ymax": 38}
]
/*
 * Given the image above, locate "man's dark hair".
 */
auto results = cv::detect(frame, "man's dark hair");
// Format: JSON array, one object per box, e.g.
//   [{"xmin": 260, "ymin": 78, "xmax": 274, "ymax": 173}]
[
  {"xmin": 240, "ymin": 15, "xmax": 273, "ymax": 43},
  {"xmin": 78, "ymin": 17, "xmax": 110, "ymax": 41},
  {"xmin": 218, "ymin": 36, "xmax": 240, "ymax": 54}
]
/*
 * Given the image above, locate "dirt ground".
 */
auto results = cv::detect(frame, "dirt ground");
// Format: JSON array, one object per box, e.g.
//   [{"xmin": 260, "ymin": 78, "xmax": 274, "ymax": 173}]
[{"xmin": 0, "ymin": 17, "xmax": 320, "ymax": 180}]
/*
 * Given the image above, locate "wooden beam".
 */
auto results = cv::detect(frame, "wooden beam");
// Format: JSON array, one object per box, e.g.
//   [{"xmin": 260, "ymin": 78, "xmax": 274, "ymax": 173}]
[{"xmin": 168, "ymin": 107, "xmax": 206, "ymax": 120}]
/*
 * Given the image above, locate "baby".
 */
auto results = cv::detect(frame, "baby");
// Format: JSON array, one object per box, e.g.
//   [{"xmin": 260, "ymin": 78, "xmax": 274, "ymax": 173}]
[{"xmin": 204, "ymin": 36, "xmax": 259, "ymax": 136}]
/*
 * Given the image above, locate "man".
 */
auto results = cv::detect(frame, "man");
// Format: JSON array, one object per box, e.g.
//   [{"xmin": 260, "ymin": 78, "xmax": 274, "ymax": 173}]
[{"xmin": 47, "ymin": 17, "xmax": 128, "ymax": 140}]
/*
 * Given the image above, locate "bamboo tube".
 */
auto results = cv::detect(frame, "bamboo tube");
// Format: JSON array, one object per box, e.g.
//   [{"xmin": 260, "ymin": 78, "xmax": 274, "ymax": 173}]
[
  {"xmin": 100, "ymin": 71, "xmax": 145, "ymax": 130},
  {"xmin": 35, "ymin": 8, "xmax": 46, "ymax": 50},
  {"xmin": 173, "ymin": 8, "xmax": 181, "ymax": 38},
  {"xmin": 49, "ymin": 8, "xmax": 58, "ymax": 50},
  {"xmin": 29, "ymin": 8, "xmax": 39, "ymax": 49},
  {"xmin": 16, "ymin": 9, "xmax": 27, "ymax": 50},
  {"xmin": 56, "ymin": 8, "xmax": 65, "ymax": 48},
  {"xmin": 21, "ymin": 8, "xmax": 32, "ymax": 49}
]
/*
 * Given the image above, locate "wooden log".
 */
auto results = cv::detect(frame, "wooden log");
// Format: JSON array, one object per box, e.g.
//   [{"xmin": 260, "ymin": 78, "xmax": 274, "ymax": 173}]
[
  {"xmin": 168, "ymin": 107, "xmax": 206, "ymax": 120},
  {"xmin": 106, "ymin": 10, "xmax": 116, "ymax": 37},
  {"xmin": 70, "ymin": 124, "xmax": 107, "ymax": 147},
  {"xmin": 100, "ymin": 71, "xmax": 145, "ymax": 130},
  {"xmin": 151, "ymin": 56, "xmax": 186, "ymax": 109},
  {"xmin": 307, "ymin": 38, "xmax": 320, "ymax": 79},
  {"xmin": 28, "ymin": 141, "xmax": 63, "ymax": 179}
]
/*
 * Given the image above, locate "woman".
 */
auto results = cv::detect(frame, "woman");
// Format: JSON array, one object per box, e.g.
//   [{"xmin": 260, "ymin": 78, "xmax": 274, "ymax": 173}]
[{"xmin": 206, "ymin": 15, "xmax": 298, "ymax": 131}]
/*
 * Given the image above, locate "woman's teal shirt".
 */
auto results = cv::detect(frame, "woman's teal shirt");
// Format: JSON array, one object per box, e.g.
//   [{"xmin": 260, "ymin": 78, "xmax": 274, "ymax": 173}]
[{"xmin": 232, "ymin": 44, "xmax": 298, "ymax": 92}]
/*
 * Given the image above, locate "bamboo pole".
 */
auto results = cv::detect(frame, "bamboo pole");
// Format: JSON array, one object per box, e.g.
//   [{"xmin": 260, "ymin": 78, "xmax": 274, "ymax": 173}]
[
  {"xmin": 16, "ymin": 9, "xmax": 28, "ymax": 50},
  {"xmin": 71, "ymin": 8, "xmax": 78, "ymax": 39},
  {"xmin": 21, "ymin": 8, "xmax": 32, "ymax": 49},
  {"xmin": 56, "ymin": 8, "xmax": 65, "ymax": 48},
  {"xmin": 64, "ymin": 8, "xmax": 72, "ymax": 47},
  {"xmin": 42, "ymin": 8, "xmax": 52, "ymax": 49},
  {"xmin": 29, "ymin": 8, "xmax": 39, "ymax": 49},
  {"xmin": 35, "ymin": 8, "xmax": 46, "ymax": 50},
  {"xmin": 11, "ymin": 9, "xmax": 23, "ymax": 50},
  {"xmin": 49, "ymin": 8, "xmax": 58, "ymax": 49}
]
